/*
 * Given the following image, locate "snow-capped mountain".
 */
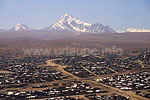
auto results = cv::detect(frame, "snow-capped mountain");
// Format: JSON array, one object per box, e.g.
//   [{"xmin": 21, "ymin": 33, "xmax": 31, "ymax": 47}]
[
  {"xmin": 126, "ymin": 28, "xmax": 150, "ymax": 32},
  {"xmin": 45, "ymin": 14, "xmax": 116, "ymax": 33},
  {"xmin": 10, "ymin": 23, "xmax": 31, "ymax": 31}
]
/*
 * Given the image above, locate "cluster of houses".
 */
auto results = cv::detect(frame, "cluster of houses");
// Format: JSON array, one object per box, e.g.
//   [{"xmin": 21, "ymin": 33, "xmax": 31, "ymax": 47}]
[
  {"xmin": 0, "ymin": 57, "xmax": 67, "ymax": 85},
  {"xmin": 48, "ymin": 97, "xmax": 83, "ymax": 100},
  {"xmin": 55, "ymin": 54, "xmax": 142, "ymax": 77},
  {"xmin": 55, "ymin": 55, "xmax": 115, "ymax": 77},
  {"xmin": 85, "ymin": 94, "xmax": 130, "ymax": 100},
  {"xmin": 0, "ymin": 81, "xmax": 106, "ymax": 100},
  {"xmin": 55, "ymin": 57, "xmax": 94, "ymax": 78},
  {"xmin": 0, "ymin": 67, "xmax": 66, "ymax": 84},
  {"xmin": 0, "ymin": 51, "xmax": 150, "ymax": 100},
  {"xmin": 127, "ymin": 51, "xmax": 150, "ymax": 67},
  {"xmin": 136, "ymin": 91, "xmax": 150, "ymax": 99},
  {"xmin": 97, "ymin": 71, "xmax": 150, "ymax": 90},
  {"xmin": 137, "ymin": 51, "xmax": 150, "ymax": 66},
  {"xmin": 0, "ymin": 93, "xmax": 83, "ymax": 100},
  {"xmin": 81, "ymin": 61, "xmax": 114, "ymax": 75}
]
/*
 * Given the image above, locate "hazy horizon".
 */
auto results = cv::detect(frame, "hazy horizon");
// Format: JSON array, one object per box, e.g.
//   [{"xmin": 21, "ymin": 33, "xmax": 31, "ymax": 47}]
[{"xmin": 0, "ymin": 0, "xmax": 150, "ymax": 31}]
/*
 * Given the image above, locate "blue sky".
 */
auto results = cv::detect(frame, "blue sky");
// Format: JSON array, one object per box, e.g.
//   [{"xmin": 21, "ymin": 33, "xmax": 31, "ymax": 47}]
[{"xmin": 0, "ymin": 0, "xmax": 149, "ymax": 31}]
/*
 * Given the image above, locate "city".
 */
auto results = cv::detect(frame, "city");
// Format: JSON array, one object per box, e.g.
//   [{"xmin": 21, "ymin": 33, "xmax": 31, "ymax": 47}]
[
  {"xmin": 0, "ymin": 51, "xmax": 150, "ymax": 100},
  {"xmin": 0, "ymin": 0, "xmax": 150, "ymax": 100}
]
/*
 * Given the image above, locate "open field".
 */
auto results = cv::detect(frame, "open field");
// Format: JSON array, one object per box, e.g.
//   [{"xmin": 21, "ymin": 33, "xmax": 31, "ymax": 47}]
[{"xmin": 0, "ymin": 32, "xmax": 150, "ymax": 57}]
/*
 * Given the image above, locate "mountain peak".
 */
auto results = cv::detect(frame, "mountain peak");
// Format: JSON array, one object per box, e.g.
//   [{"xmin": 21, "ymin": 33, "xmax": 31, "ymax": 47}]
[
  {"xmin": 45, "ymin": 14, "xmax": 116, "ymax": 33},
  {"xmin": 62, "ymin": 14, "xmax": 73, "ymax": 19},
  {"xmin": 16, "ymin": 23, "xmax": 22, "ymax": 26},
  {"xmin": 58, "ymin": 14, "xmax": 74, "ymax": 23},
  {"xmin": 15, "ymin": 23, "xmax": 29, "ymax": 31},
  {"xmin": 10, "ymin": 23, "xmax": 31, "ymax": 31},
  {"xmin": 63, "ymin": 14, "xmax": 72, "ymax": 17},
  {"xmin": 126, "ymin": 28, "xmax": 150, "ymax": 32}
]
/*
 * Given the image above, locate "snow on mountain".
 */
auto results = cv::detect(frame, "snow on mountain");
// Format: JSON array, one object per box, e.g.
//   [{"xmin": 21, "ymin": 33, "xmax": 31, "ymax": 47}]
[
  {"xmin": 126, "ymin": 28, "xmax": 150, "ymax": 32},
  {"xmin": 45, "ymin": 14, "xmax": 116, "ymax": 33},
  {"xmin": 10, "ymin": 23, "xmax": 31, "ymax": 31}
]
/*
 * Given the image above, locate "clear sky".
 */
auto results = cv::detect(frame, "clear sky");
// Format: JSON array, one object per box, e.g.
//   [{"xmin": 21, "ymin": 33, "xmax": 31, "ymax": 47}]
[{"xmin": 0, "ymin": 0, "xmax": 149, "ymax": 31}]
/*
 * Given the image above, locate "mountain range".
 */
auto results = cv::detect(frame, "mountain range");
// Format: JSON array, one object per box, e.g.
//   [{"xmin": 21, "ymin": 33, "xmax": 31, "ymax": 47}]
[
  {"xmin": 0, "ymin": 14, "xmax": 149, "ymax": 33},
  {"xmin": 1, "ymin": 14, "xmax": 117, "ymax": 33},
  {"xmin": 45, "ymin": 14, "xmax": 116, "ymax": 33}
]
